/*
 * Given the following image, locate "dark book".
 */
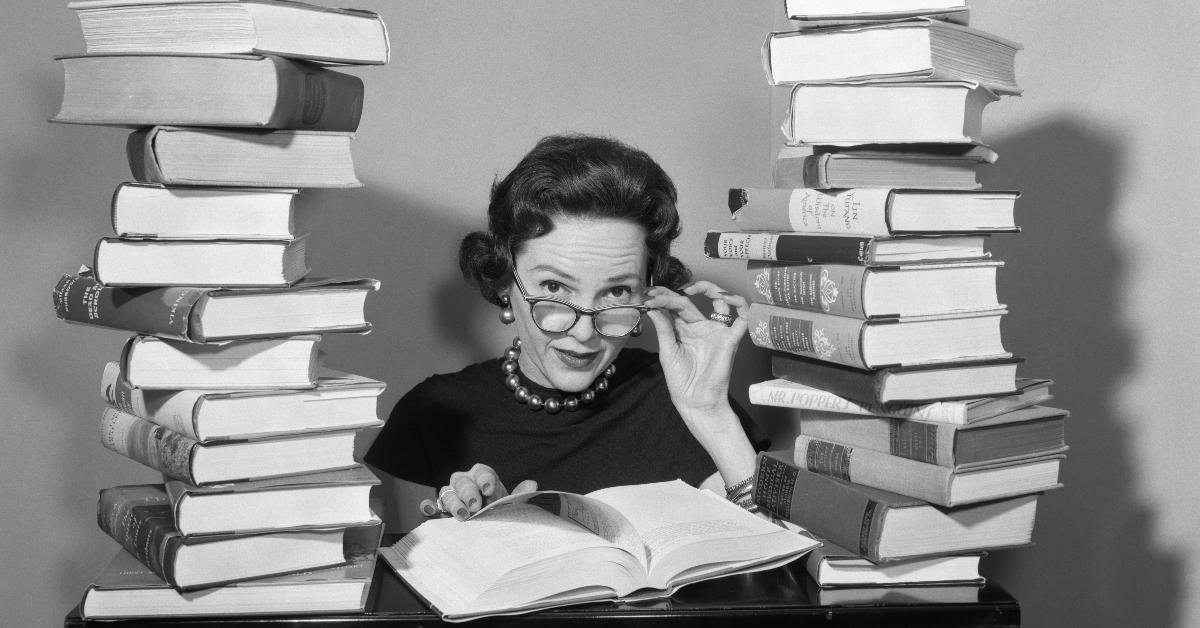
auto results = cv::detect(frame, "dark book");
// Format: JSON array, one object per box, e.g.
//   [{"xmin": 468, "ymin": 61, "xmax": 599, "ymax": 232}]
[
  {"xmin": 99, "ymin": 405, "xmax": 361, "ymax": 485},
  {"xmin": 70, "ymin": 0, "xmax": 390, "ymax": 65},
  {"xmin": 127, "ymin": 126, "xmax": 361, "ymax": 188},
  {"xmin": 102, "ymin": 362, "xmax": 384, "ymax": 443},
  {"xmin": 791, "ymin": 433, "xmax": 1063, "ymax": 507},
  {"xmin": 704, "ymin": 231, "xmax": 989, "ymax": 265},
  {"xmin": 52, "ymin": 54, "xmax": 363, "ymax": 131},
  {"xmin": 54, "ymin": 271, "xmax": 377, "ymax": 341},
  {"xmin": 753, "ymin": 451, "xmax": 1038, "ymax": 562},
  {"xmin": 780, "ymin": 81, "xmax": 998, "ymax": 146},
  {"xmin": 751, "ymin": 370, "xmax": 1050, "ymax": 423},
  {"xmin": 799, "ymin": 404, "xmax": 1069, "ymax": 470},
  {"xmin": 96, "ymin": 483, "xmax": 382, "ymax": 590},
  {"xmin": 762, "ymin": 19, "xmax": 1021, "ymax": 94},
  {"xmin": 727, "ymin": 187, "xmax": 1019, "ymax": 235},
  {"xmin": 80, "ymin": 546, "xmax": 378, "ymax": 619},
  {"xmin": 745, "ymin": 260, "xmax": 1003, "ymax": 319},
  {"xmin": 746, "ymin": 304, "xmax": 1008, "ymax": 369},
  {"xmin": 774, "ymin": 143, "xmax": 996, "ymax": 190}
]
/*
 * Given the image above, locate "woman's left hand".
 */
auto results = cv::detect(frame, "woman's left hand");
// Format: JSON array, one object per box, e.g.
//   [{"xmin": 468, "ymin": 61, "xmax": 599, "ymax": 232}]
[{"xmin": 642, "ymin": 281, "xmax": 748, "ymax": 419}]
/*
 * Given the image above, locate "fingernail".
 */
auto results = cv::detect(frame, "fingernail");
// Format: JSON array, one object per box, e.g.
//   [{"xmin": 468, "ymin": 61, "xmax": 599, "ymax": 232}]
[
  {"xmin": 456, "ymin": 508, "xmax": 469, "ymax": 520},
  {"xmin": 718, "ymin": 290, "xmax": 732, "ymax": 296},
  {"xmin": 421, "ymin": 503, "xmax": 437, "ymax": 517},
  {"xmin": 481, "ymin": 482, "xmax": 493, "ymax": 496},
  {"xmin": 468, "ymin": 497, "xmax": 479, "ymax": 508}
]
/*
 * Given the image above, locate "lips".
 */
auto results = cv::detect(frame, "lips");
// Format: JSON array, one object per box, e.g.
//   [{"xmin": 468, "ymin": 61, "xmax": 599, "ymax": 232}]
[{"xmin": 553, "ymin": 347, "xmax": 600, "ymax": 369}]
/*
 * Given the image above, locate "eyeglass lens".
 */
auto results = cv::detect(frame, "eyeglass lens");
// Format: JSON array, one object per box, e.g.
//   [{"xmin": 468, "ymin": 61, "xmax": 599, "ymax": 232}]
[{"xmin": 531, "ymin": 301, "xmax": 642, "ymax": 336}]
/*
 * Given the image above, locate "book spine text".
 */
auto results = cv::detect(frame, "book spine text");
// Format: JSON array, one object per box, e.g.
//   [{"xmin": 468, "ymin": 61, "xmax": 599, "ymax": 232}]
[
  {"xmin": 795, "ymin": 435, "xmax": 954, "ymax": 505},
  {"xmin": 704, "ymin": 232, "xmax": 872, "ymax": 264},
  {"xmin": 746, "ymin": 262, "xmax": 870, "ymax": 318},
  {"xmin": 52, "ymin": 273, "xmax": 202, "ymax": 340},
  {"xmin": 100, "ymin": 406, "xmax": 199, "ymax": 484},
  {"xmin": 97, "ymin": 485, "xmax": 180, "ymax": 586},
  {"xmin": 747, "ymin": 377, "xmax": 965, "ymax": 423},
  {"xmin": 747, "ymin": 304, "xmax": 869, "ymax": 369},
  {"xmin": 730, "ymin": 188, "xmax": 892, "ymax": 235}
]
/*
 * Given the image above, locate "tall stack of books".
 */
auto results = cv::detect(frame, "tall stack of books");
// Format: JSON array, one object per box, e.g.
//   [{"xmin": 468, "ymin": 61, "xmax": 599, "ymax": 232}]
[
  {"xmin": 50, "ymin": 0, "xmax": 392, "ymax": 620},
  {"xmin": 707, "ymin": 0, "xmax": 1068, "ymax": 598}
]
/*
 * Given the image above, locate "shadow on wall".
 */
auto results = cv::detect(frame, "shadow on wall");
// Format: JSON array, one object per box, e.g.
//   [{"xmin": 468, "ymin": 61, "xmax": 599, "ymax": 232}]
[{"xmin": 980, "ymin": 117, "xmax": 1181, "ymax": 627}]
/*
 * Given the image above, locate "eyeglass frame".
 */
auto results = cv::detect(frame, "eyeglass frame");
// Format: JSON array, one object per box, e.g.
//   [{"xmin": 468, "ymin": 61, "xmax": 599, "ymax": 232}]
[{"xmin": 509, "ymin": 269, "xmax": 652, "ymax": 338}]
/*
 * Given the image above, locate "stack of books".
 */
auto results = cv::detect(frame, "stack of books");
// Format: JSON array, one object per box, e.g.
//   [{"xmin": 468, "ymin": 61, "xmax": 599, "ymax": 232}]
[
  {"xmin": 707, "ymin": 0, "xmax": 1068, "ymax": 596},
  {"xmin": 50, "ymin": 0, "xmax": 392, "ymax": 620}
]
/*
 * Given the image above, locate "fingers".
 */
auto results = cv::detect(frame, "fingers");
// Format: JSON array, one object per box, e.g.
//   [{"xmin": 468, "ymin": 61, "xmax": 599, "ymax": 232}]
[
  {"xmin": 682, "ymin": 280, "xmax": 748, "ymax": 318},
  {"xmin": 512, "ymin": 479, "xmax": 539, "ymax": 494},
  {"xmin": 469, "ymin": 463, "xmax": 501, "ymax": 499},
  {"xmin": 436, "ymin": 484, "xmax": 469, "ymax": 520}
]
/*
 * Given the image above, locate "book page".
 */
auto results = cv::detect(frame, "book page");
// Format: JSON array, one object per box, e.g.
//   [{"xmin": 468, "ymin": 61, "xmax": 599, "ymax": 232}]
[
  {"xmin": 472, "ymin": 490, "xmax": 646, "ymax": 568},
  {"xmin": 388, "ymin": 503, "xmax": 641, "ymax": 616},
  {"xmin": 588, "ymin": 480, "xmax": 816, "ymax": 588}
]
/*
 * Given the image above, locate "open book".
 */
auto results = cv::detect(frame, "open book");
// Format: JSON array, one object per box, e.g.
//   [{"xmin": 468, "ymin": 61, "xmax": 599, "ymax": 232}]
[{"xmin": 381, "ymin": 479, "xmax": 818, "ymax": 622}]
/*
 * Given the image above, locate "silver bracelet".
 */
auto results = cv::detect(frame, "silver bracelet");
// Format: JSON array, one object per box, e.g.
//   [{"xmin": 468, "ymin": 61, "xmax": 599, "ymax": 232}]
[{"xmin": 724, "ymin": 476, "xmax": 754, "ymax": 500}]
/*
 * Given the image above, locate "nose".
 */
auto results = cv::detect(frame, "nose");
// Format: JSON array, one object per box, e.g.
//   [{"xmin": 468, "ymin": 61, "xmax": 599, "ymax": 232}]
[{"xmin": 565, "ymin": 311, "xmax": 599, "ymax": 343}]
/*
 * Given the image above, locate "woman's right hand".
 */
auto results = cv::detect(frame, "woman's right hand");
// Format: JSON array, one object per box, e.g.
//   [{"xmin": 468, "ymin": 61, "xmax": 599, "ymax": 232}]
[{"xmin": 419, "ymin": 463, "xmax": 538, "ymax": 521}]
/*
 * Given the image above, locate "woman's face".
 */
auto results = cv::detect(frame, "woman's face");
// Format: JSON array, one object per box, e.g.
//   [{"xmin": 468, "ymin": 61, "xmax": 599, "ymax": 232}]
[{"xmin": 507, "ymin": 216, "xmax": 649, "ymax": 392}]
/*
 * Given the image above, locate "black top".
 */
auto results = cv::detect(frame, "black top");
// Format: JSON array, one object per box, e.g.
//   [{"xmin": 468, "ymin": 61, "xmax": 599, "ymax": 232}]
[{"xmin": 364, "ymin": 348, "xmax": 768, "ymax": 494}]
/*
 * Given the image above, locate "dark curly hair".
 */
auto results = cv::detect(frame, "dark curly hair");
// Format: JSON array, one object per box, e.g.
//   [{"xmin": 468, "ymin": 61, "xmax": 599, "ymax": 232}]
[{"xmin": 459, "ymin": 133, "xmax": 692, "ymax": 306}]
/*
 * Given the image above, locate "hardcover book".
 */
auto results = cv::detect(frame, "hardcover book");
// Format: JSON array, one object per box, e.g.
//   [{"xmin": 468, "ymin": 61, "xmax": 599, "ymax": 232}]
[
  {"xmin": 784, "ymin": 0, "xmax": 969, "ymax": 24},
  {"xmin": 93, "ymin": 236, "xmax": 310, "ymax": 287},
  {"xmin": 101, "ymin": 362, "xmax": 385, "ymax": 442},
  {"xmin": 798, "ymin": 404, "xmax": 1069, "ymax": 470},
  {"xmin": 109, "ymin": 183, "xmax": 301, "ymax": 240},
  {"xmin": 728, "ymin": 187, "xmax": 1019, "ymax": 235},
  {"xmin": 774, "ymin": 143, "xmax": 996, "ymax": 190},
  {"xmin": 70, "ymin": 0, "xmax": 390, "ymax": 65},
  {"xmin": 97, "ymin": 483, "xmax": 382, "ymax": 589},
  {"xmin": 164, "ymin": 466, "xmax": 380, "ymax": 535},
  {"xmin": 753, "ymin": 451, "xmax": 1039, "ymax": 562},
  {"xmin": 80, "ymin": 545, "xmax": 378, "ymax": 619},
  {"xmin": 53, "ymin": 53, "xmax": 364, "ymax": 131},
  {"xmin": 99, "ymin": 406, "xmax": 362, "ymax": 485},
  {"xmin": 750, "ymin": 372, "xmax": 1049, "ymax": 423},
  {"xmin": 704, "ymin": 231, "xmax": 989, "ymax": 265},
  {"xmin": 118, "ymin": 334, "xmax": 322, "ymax": 389},
  {"xmin": 383, "ymin": 480, "xmax": 819, "ymax": 622},
  {"xmin": 762, "ymin": 19, "xmax": 1021, "ymax": 94},
  {"xmin": 745, "ymin": 260, "xmax": 1003, "ymax": 319},
  {"xmin": 805, "ymin": 541, "xmax": 983, "ymax": 588},
  {"xmin": 782, "ymin": 81, "xmax": 997, "ymax": 146},
  {"xmin": 745, "ymin": 304, "xmax": 1008, "ymax": 369},
  {"xmin": 792, "ymin": 434, "xmax": 1063, "ymax": 507},
  {"xmin": 127, "ymin": 126, "xmax": 361, "ymax": 188},
  {"xmin": 54, "ymin": 272, "xmax": 377, "ymax": 342}
]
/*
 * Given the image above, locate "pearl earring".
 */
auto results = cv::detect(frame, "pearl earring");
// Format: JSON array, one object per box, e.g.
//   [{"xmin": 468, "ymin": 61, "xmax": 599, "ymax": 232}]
[{"xmin": 499, "ymin": 294, "xmax": 516, "ymax": 325}]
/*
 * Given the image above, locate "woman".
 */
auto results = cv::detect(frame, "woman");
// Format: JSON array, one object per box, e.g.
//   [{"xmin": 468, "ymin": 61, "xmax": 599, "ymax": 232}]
[{"xmin": 365, "ymin": 133, "xmax": 765, "ymax": 521}]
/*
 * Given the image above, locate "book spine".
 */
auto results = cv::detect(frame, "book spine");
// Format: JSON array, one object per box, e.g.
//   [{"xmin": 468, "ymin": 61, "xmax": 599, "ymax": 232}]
[
  {"xmin": 794, "ymin": 435, "xmax": 954, "ymax": 506},
  {"xmin": 704, "ymin": 232, "xmax": 872, "ymax": 264},
  {"xmin": 747, "ymin": 304, "xmax": 869, "ymax": 369},
  {"xmin": 101, "ymin": 367, "xmax": 206, "ymax": 441},
  {"xmin": 126, "ymin": 127, "xmax": 162, "ymax": 183},
  {"xmin": 96, "ymin": 486, "xmax": 181, "ymax": 587},
  {"xmin": 270, "ymin": 57, "xmax": 364, "ymax": 132},
  {"xmin": 803, "ymin": 154, "xmax": 830, "ymax": 188},
  {"xmin": 800, "ymin": 415, "xmax": 955, "ymax": 467},
  {"xmin": 729, "ymin": 188, "xmax": 892, "ymax": 235},
  {"xmin": 749, "ymin": 374, "xmax": 965, "ymax": 423},
  {"xmin": 746, "ymin": 262, "xmax": 870, "ymax": 318},
  {"xmin": 770, "ymin": 354, "xmax": 885, "ymax": 405},
  {"xmin": 753, "ymin": 452, "xmax": 887, "ymax": 562},
  {"xmin": 51, "ymin": 273, "xmax": 203, "ymax": 341},
  {"xmin": 99, "ymin": 406, "xmax": 200, "ymax": 485}
]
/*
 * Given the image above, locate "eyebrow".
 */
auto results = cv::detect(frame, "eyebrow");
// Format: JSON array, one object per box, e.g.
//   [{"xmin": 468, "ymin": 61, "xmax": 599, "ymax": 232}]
[{"xmin": 525, "ymin": 265, "xmax": 642, "ymax": 285}]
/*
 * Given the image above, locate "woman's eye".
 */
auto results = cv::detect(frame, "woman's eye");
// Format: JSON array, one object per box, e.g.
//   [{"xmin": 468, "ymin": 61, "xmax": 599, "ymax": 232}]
[
  {"xmin": 607, "ymin": 286, "xmax": 632, "ymax": 299},
  {"xmin": 540, "ymin": 280, "xmax": 563, "ymax": 294}
]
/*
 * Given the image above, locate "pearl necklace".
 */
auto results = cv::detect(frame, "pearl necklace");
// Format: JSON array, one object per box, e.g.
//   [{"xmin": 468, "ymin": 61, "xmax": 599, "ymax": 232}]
[{"xmin": 500, "ymin": 337, "xmax": 614, "ymax": 414}]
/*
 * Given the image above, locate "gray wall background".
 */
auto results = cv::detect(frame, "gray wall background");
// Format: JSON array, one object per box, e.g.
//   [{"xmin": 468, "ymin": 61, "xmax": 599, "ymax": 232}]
[{"xmin": 2, "ymin": 2, "xmax": 1197, "ymax": 626}]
